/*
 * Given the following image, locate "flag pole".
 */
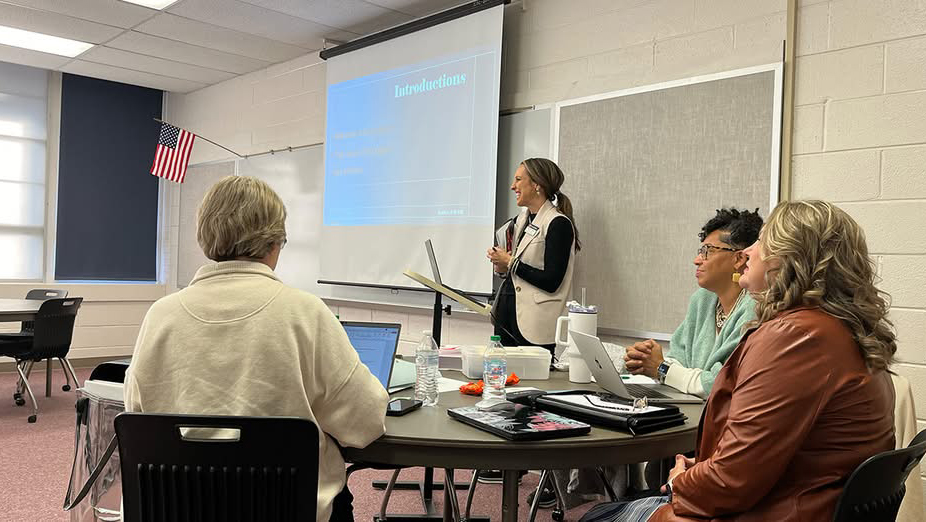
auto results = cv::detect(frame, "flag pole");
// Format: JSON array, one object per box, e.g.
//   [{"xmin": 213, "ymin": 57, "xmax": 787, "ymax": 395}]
[{"xmin": 154, "ymin": 118, "xmax": 244, "ymax": 158}]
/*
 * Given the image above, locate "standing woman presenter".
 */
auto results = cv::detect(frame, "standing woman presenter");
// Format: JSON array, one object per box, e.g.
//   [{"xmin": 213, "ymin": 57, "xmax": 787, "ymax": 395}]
[{"xmin": 488, "ymin": 157, "xmax": 581, "ymax": 354}]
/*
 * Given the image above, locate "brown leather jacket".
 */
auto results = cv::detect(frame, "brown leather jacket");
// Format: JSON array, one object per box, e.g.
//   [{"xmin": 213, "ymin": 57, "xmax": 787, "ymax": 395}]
[{"xmin": 651, "ymin": 307, "xmax": 895, "ymax": 522}]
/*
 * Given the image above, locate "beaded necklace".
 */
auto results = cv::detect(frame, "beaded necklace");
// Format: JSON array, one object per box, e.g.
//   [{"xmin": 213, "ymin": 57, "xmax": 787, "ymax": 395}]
[{"xmin": 716, "ymin": 289, "xmax": 747, "ymax": 330}]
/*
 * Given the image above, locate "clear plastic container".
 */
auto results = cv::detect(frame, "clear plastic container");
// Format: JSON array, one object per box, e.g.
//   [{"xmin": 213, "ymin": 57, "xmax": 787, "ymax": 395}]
[{"xmin": 461, "ymin": 345, "xmax": 552, "ymax": 380}]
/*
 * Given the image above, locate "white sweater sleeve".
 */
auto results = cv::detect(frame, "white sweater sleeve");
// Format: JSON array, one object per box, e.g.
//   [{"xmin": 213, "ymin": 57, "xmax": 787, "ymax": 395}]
[
  {"xmin": 308, "ymin": 307, "xmax": 389, "ymax": 449},
  {"xmin": 663, "ymin": 358, "xmax": 707, "ymax": 399}
]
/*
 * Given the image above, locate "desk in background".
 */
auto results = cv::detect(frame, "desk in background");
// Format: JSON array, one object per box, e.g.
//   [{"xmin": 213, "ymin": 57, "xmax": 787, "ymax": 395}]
[
  {"xmin": 342, "ymin": 370, "xmax": 702, "ymax": 522},
  {"xmin": 0, "ymin": 298, "xmax": 42, "ymax": 322}
]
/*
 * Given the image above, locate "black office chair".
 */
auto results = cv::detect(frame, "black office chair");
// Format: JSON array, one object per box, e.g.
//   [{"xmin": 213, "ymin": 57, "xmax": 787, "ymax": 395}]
[
  {"xmin": 19, "ymin": 288, "xmax": 68, "ymax": 334},
  {"xmin": 0, "ymin": 297, "xmax": 82, "ymax": 422},
  {"xmin": 115, "ymin": 413, "xmax": 319, "ymax": 522},
  {"xmin": 832, "ymin": 429, "xmax": 926, "ymax": 522},
  {"xmin": 24, "ymin": 288, "xmax": 68, "ymax": 300}
]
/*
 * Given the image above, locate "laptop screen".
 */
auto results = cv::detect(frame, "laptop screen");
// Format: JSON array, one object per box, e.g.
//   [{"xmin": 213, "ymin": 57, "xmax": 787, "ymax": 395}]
[
  {"xmin": 342, "ymin": 322, "xmax": 401, "ymax": 389},
  {"xmin": 425, "ymin": 239, "xmax": 442, "ymax": 285}
]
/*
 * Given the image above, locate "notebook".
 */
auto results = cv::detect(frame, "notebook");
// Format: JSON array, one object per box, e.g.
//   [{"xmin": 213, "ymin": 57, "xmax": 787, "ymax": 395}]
[{"xmin": 448, "ymin": 405, "xmax": 591, "ymax": 441}]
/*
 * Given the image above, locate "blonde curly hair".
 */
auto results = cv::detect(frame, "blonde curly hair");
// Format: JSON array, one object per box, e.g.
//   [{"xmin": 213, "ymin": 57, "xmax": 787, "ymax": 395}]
[
  {"xmin": 752, "ymin": 200, "xmax": 895, "ymax": 372},
  {"xmin": 196, "ymin": 176, "xmax": 287, "ymax": 261}
]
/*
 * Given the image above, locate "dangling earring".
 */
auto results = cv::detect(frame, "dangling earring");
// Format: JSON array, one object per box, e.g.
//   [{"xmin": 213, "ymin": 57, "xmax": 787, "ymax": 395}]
[{"xmin": 732, "ymin": 273, "xmax": 741, "ymax": 283}]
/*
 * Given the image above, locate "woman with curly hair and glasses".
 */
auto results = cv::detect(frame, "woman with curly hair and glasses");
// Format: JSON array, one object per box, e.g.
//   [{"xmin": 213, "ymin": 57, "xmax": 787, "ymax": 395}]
[
  {"xmin": 624, "ymin": 208, "xmax": 763, "ymax": 398},
  {"xmin": 581, "ymin": 200, "xmax": 896, "ymax": 522}
]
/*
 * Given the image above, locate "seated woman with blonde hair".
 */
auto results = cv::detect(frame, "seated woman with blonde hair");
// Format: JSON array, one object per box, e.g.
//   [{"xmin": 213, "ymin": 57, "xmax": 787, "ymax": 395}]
[
  {"xmin": 581, "ymin": 200, "xmax": 896, "ymax": 522},
  {"xmin": 124, "ymin": 176, "xmax": 388, "ymax": 521}
]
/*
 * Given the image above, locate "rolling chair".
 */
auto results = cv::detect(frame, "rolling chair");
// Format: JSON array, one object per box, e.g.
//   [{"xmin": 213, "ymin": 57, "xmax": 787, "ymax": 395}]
[
  {"xmin": 0, "ymin": 297, "xmax": 82, "ymax": 422},
  {"xmin": 17, "ymin": 289, "xmax": 71, "ymax": 397},
  {"xmin": 19, "ymin": 288, "xmax": 68, "ymax": 334},
  {"xmin": 115, "ymin": 413, "xmax": 319, "ymax": 522},
  {"xmin": 832, "ymin": 429, "xmax": 926, "ymax": 522}
]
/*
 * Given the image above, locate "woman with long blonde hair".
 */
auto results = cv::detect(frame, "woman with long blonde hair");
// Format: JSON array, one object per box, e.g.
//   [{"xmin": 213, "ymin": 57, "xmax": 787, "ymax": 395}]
[{"xmin": 581, "ymin": 200, "xmax": 896, "ymax": 522}]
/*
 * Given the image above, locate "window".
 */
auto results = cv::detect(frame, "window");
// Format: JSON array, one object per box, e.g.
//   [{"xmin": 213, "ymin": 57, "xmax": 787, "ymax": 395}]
[
  {"xmin": 55, "ymin": 73, "xmax": 162, "ymax": 282},
  {"xmin": 0, "ymin": 61, "xmax": 47, "ymax": 280}
]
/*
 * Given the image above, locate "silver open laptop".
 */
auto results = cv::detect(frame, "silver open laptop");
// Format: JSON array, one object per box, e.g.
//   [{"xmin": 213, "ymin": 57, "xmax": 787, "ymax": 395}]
[{"xmin": 571, "ymin": 330, "xmax": 703, "ymax": 404}]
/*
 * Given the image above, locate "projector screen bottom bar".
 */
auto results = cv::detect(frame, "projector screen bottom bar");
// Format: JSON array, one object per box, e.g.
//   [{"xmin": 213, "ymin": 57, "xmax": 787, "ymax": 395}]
[{"xmin": 318, "ymin": 279, "xmax": 493, "ymax": 298}]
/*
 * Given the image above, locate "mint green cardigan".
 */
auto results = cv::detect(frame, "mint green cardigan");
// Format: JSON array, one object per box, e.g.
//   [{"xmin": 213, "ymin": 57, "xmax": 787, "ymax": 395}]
[{"xmin": 666, "ymin": 287, "xmax": 757, "ymax": 394}]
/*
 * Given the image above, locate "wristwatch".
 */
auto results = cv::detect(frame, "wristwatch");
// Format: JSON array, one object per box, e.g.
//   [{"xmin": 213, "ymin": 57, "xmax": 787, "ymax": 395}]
[{"xmin": 656, "ymin": 360, "xmax": 672, "ymax": 384}]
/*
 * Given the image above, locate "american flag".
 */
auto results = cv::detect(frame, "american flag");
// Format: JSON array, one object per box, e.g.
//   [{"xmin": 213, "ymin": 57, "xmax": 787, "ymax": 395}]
[{"xmin": 150, "ymin": 122, "xmax": 195, "ymax": 183}]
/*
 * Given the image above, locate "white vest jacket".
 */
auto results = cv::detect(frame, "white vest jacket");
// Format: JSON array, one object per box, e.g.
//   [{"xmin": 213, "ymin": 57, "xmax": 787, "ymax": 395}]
[{"xmin": 509, "ymin": 200, "xmax": 576, "ymax": 345}]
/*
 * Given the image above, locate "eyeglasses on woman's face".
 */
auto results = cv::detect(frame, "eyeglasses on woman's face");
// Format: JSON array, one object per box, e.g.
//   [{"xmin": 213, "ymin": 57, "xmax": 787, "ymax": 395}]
[{"xmin": 697, "ymin": 243, "xmax": 738, "ymax": 260}]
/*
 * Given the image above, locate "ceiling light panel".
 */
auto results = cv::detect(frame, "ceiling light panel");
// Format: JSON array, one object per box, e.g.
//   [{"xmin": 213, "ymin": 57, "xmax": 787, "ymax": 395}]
[
  {"xmin": 119, "ymin": 0, "xmax": 181, "ymax": 9},
  {"xmin": 0, "ymin": 2, "xmax": 122, "ymax": 43},
  {"xmin": 0, "ymin": 25, "xmax": 92, "ymax": 57},
  {"xmin": 1, "ymin": 0, "xmax": 157, "ymax": 28},
  {"xmin": 0, "ymin": 42, "xmax": 71, "ymax": 70}
]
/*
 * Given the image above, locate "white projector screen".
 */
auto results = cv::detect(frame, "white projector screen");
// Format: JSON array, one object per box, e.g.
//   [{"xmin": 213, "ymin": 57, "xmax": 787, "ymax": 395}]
[{"xmin": 320, "ymin": 4, "xmax": 504, "ymax": 294}]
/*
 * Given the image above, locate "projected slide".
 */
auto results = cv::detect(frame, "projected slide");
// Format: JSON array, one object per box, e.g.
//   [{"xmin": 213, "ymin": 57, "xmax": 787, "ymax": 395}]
[{"xmin": 324, "ymin": 47, "xmax": 498, "ymax": 226}]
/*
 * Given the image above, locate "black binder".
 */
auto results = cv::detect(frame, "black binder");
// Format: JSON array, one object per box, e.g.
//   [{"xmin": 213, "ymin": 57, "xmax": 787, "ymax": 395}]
[{"xmin": 508, "ymin": 390, "xmax": 687, "ymax": 436}]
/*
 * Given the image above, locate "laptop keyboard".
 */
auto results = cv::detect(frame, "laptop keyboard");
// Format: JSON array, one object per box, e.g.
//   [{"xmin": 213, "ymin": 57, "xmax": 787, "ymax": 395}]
[{"xmin": 624, "ymin": 384, "xmax": 671, "ymax": 399}]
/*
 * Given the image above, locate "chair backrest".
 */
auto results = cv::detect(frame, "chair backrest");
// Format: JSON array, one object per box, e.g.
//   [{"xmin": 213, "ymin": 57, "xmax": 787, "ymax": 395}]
[
  {"xmin": 20, "ymin": 288, "xmax": 68, "ymax": 333},
  {"xmin": 26, "ymin": 297, "xmax": 82, "ymax": 360},
  {"xmin": 832, "ymin": 429, "xmax": 926, "ymax": 522},
  {"xmin": 115, "ymin": 413, "xmax": 319, "ymax": 522},
  {"xmin": 25, "ymin": 288, "xmax": 68, "ymax": 300}
]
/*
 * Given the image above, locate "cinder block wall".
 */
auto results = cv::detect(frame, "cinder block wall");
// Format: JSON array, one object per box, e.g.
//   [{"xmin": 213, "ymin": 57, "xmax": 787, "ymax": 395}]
[
  {"xmin": 789, "ymin": 0, "xmax": 926, "ymax": 498},
  {"xmin": 165, "ymin": 0, "xmax": 926, "ymax": 500}
]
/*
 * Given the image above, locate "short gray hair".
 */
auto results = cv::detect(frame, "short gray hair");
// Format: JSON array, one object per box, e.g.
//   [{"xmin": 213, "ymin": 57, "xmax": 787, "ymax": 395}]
[{"xmin": 196, "ymin": 176, "xmax": 287, "ymax": 261}]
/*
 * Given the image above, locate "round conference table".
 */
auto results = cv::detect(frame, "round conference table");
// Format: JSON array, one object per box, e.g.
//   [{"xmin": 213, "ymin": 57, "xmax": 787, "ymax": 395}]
[{"xmin": 342, "ymin": 370, "xmax": 703, "ymax": 522}]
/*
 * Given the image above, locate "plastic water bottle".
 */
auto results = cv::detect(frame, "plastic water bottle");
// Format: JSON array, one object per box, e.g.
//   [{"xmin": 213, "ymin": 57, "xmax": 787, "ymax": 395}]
[
  {"xmin": 481, "ymin": 335, "xmax": 507, "ymax": 406},
  {"xmin": 415, "ymin": 330, "xmax": 440, "ymax": 406}
]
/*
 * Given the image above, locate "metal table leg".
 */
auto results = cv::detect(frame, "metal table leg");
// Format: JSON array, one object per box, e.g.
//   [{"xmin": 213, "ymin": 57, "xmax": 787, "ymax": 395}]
[
  {"xmin": 501, "ymin": 470, "xmax": 520, "ymax": 522},
  {"xmin": 443, "ymin": 468, "xmax": 459, "ymax": 521}
]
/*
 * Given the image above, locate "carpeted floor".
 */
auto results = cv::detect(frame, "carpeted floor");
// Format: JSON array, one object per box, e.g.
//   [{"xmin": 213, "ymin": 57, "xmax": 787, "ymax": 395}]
[{"xmin": 0, "ymin": 366, "xmax": 593, "ymax": 521}]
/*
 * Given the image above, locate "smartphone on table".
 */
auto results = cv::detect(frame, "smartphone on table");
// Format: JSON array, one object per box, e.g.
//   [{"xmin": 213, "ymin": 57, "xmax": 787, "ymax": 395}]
[{"xmin": 387, "ymin": 398, "xmax": 423, "ymax": 416}]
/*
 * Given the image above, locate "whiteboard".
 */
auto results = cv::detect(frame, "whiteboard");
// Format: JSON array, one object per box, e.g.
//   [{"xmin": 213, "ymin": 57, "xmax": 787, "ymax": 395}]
[
  {"xmin": 177, "ymin": 160, "xmax": 234, "ymax": 288},
  {"xmin": 556, "ymin": 64, "xmax": 781, "ymax": 336}
]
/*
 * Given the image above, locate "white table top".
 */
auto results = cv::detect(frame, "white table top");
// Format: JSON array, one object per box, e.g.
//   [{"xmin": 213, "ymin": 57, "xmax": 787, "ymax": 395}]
[{"xmin": 0, "ymin": 298, "xmax": 42, "ymax": 322}]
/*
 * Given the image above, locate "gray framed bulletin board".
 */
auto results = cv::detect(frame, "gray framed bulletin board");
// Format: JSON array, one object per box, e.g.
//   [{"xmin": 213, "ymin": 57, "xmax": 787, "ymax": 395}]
[{"xmin": 554, "ymin": 64, "xmax": 782, "ymax": 338}]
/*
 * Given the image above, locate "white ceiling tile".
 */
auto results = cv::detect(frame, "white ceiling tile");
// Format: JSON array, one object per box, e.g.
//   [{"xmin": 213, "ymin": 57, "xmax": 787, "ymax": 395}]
[
  {"xmin": 1, "ymin": 0, "xmax": 157, "ymax": 28},
  {"xmin": 107, "ymin": 31, "xmax": 271, "ymax": 75},
  {"xmin": 0, "ymin": 2, "xmax": 123, "ymax": 43},
  {"xmin": 80, "ymin": 46, "xmax": 236, "ymax": 84},
  {"xmin": 61, "ymin": 60, "xmax": 207, "ymax": 93},
  {"xmin": 0, "ymin": 41, "xmax": 70, "ymax": 70},
  {"xmin": 365, "ymin": 0, "xmax": 466, "ymax": 18},
  {"xmin": 167, "ymin": 0, "xmax": 347, "ymax": 48},
  {"xmin": 134, "ymin": 13, "xmax": 308, "ymax": 62},
  {"xmin": 240, "ymin": 0, "xmax": 411, "ymax": 36}
]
